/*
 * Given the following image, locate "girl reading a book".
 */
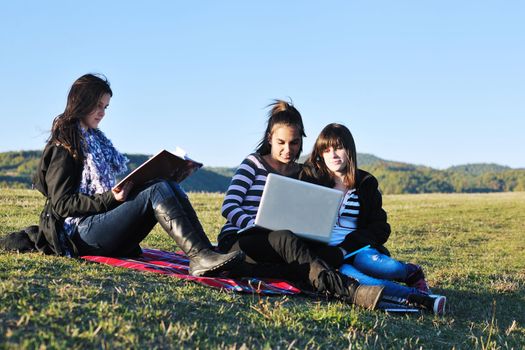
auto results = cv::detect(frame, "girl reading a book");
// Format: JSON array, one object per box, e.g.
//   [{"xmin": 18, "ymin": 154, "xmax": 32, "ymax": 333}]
[
  {"xmin": 30, "ymin": 73, "xmax": 243, "ymax": 277},
  {"xmin": 217, "ymin": 100, "xmax": 385, "ymax": 310},
  {"xmin": 301, "ymin": 123, "xmax": 447, "ymax": 315}
]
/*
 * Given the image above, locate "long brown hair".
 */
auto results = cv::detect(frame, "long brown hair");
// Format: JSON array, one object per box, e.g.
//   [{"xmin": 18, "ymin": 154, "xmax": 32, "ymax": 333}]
[
  {"xmin": 305, "ymin": 123, "xmax": 358, "ymax": 189},
  {"xmin": 256, "ymin": 99, "xmax": 306, "ymax": 161},
  {"xmin": 49, "ymin": 74, "xmax": 112, "ymax": 161}
]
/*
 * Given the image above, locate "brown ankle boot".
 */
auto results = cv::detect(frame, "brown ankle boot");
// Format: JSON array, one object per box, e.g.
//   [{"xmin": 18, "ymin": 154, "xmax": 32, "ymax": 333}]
[
  {"xmin": 309, "ymin": 259, "xmax": 384, "ymax": 310},
  {"xmin": 351, "ymin": 285, "xmax": 385, "ymax": 310}
]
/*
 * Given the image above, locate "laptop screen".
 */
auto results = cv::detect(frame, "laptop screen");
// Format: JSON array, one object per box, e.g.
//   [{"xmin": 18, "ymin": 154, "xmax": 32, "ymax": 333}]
[{"xmin": 252, "ymin": 173, "xmax": 344, "ymax": 243}]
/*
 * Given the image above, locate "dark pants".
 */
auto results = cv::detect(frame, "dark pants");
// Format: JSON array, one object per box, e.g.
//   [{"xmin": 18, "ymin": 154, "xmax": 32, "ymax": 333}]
[
  {"xmin": 219, "ymin": 229, "xmax": 344, "ymax": 281},
  {"xmin": 72, "ymin": 180, "xmax": 189, "ymax": 256}
]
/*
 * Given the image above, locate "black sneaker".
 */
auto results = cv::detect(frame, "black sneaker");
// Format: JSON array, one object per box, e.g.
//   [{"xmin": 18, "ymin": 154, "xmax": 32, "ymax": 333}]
[{"xmin": 408, "ymin": 293, "xmax": 446, "ymax": 316}]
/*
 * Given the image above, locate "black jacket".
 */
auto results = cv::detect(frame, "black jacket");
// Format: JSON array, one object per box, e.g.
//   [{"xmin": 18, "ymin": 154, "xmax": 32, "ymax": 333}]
[
  {"xmin": 300, "ymin": 168, "xmax": 391, "ymax": 256},
  {"xmin": 31, "ymin": 142, "xmax": 119, "ymax": 255}
]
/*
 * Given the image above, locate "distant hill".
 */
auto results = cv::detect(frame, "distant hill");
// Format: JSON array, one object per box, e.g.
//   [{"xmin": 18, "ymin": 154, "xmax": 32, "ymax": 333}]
[
  {"xmin": 446, "ymin": 163, "xmax": 513, "ymax": 176},
  {"xmin": 0, "ymin": 150, "xmax": 41, "ymax": 188},
  {"xmin": 298, "ymin": 152, "xmax": 384, "ymax": 166},
  {"xmin": 1, "ymin": 150, "xmax": 524, "ymax": 193},
  {"xmin": 0, "ymin": 150, "xmax": 235, "ymax": 192}
]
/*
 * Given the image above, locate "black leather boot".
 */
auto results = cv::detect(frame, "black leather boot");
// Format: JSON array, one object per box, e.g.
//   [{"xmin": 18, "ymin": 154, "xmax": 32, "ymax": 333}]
[
  {"xmin": 309, "ymin": 259, "xmax": 384, "ymax": 310},
  {"xmin": 154, "ymin": 197, "xmax": 244, "ymax": 277}
]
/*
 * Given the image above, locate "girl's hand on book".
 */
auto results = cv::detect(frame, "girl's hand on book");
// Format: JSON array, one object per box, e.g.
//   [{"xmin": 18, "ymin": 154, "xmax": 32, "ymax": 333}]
[{"xmin": 112, "ymin": 181, "xmax": 134, "ymax": 202}]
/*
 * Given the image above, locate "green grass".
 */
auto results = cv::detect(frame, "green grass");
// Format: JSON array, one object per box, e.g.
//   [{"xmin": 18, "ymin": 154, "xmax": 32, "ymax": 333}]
[{"xmin": 1, "ymin": 190, "xmax": 524, "ymax": 349}]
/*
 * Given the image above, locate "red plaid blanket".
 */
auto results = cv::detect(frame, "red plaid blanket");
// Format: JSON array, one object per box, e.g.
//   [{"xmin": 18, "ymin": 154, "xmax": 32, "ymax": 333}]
[
  {"xmin": 81, "ymin": 248, "xmax": 421, "ymax": 313},
  {"xmin": 81, "ymin": 248, "xmax": 301, "ymax": 295}
]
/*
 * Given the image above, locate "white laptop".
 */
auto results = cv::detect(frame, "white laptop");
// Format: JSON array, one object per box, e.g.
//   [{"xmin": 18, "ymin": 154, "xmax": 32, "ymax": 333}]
[{"xmin": 238, "ymin": 173, "xmax": 344, "ymax": 243}]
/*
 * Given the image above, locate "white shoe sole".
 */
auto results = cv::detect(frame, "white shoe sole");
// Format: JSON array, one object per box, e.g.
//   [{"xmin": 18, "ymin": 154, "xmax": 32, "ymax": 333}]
[{"xmin": 430, "ymin": 294, "xmax": 446, "ymax": 316}]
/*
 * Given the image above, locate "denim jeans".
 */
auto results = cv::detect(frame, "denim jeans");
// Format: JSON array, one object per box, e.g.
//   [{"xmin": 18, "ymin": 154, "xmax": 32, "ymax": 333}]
[
  {"xmin": 73, "ymin": 180, "xmax": 186, "ymax": 256},
  {"xmin": 340, "ymin": 247, "xmax": 420, "ymax": 298}
]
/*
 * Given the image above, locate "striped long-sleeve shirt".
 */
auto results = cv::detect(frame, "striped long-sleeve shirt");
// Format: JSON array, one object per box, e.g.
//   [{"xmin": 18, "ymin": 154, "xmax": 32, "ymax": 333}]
[
  {"xmin": 329, "ymin": 189, "xmax": 359, "ymax": 246},
  {"xmin": 219, "ymin": 153, "xmax": 270, "ymax": 241}
]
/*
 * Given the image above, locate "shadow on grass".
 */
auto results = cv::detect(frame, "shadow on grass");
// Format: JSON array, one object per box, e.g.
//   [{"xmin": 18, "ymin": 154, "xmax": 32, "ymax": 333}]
[{"xmin": 443, "ymin": 287, "xmax": 524, "ymax": 325}]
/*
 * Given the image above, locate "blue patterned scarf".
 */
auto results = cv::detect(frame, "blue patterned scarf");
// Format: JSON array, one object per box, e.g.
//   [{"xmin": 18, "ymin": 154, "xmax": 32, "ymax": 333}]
[
  {"xmin": 63, "ymin": 128, "xmax": 129, "ymax": 239},
  {"xmin": 79, "ymin": 128, "xmax": 129, "ymax": 194}
]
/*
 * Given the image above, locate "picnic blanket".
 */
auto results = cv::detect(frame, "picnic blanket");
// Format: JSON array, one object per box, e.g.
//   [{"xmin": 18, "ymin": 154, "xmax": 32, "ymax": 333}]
[
  {"xmin": 81, "ymin": 248, "xmax": 302, "ymax": 295},
  {"xmin": 81, "ymin": 248, "xmax": 420, "ymax": 313}
]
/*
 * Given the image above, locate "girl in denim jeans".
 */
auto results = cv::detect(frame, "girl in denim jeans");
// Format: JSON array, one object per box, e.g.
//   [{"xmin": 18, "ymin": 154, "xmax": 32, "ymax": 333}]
[
  {"xmin": 301, "ymin": 123, "xmax": 447, "ymax": 315},
  {"xmin": 31, "ymin": 73, "xmax": 242, "ymax": 276}
]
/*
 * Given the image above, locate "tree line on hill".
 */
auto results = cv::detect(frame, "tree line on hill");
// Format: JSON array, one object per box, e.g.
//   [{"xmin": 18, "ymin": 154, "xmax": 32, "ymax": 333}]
[{"xmin": 1, "ymin": 150, "xmax": 524, "ymax": 194}]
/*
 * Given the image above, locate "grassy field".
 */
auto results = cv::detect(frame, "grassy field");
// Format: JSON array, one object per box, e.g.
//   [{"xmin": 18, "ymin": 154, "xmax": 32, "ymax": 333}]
[{"xmin": 1, "ymin": 189, "xmax": 524, "ymax": 349}]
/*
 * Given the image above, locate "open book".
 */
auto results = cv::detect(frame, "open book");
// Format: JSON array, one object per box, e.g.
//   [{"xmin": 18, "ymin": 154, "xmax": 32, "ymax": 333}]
[{"xmin": 113, "ymin": 147, "xmax": 203, "ymax": 190}]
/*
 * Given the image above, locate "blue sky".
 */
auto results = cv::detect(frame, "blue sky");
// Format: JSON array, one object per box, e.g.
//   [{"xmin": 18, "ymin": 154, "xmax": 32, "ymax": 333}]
[{"xmin": 1, "ymin": 1, "xmax": 523, "ymax": 169}]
